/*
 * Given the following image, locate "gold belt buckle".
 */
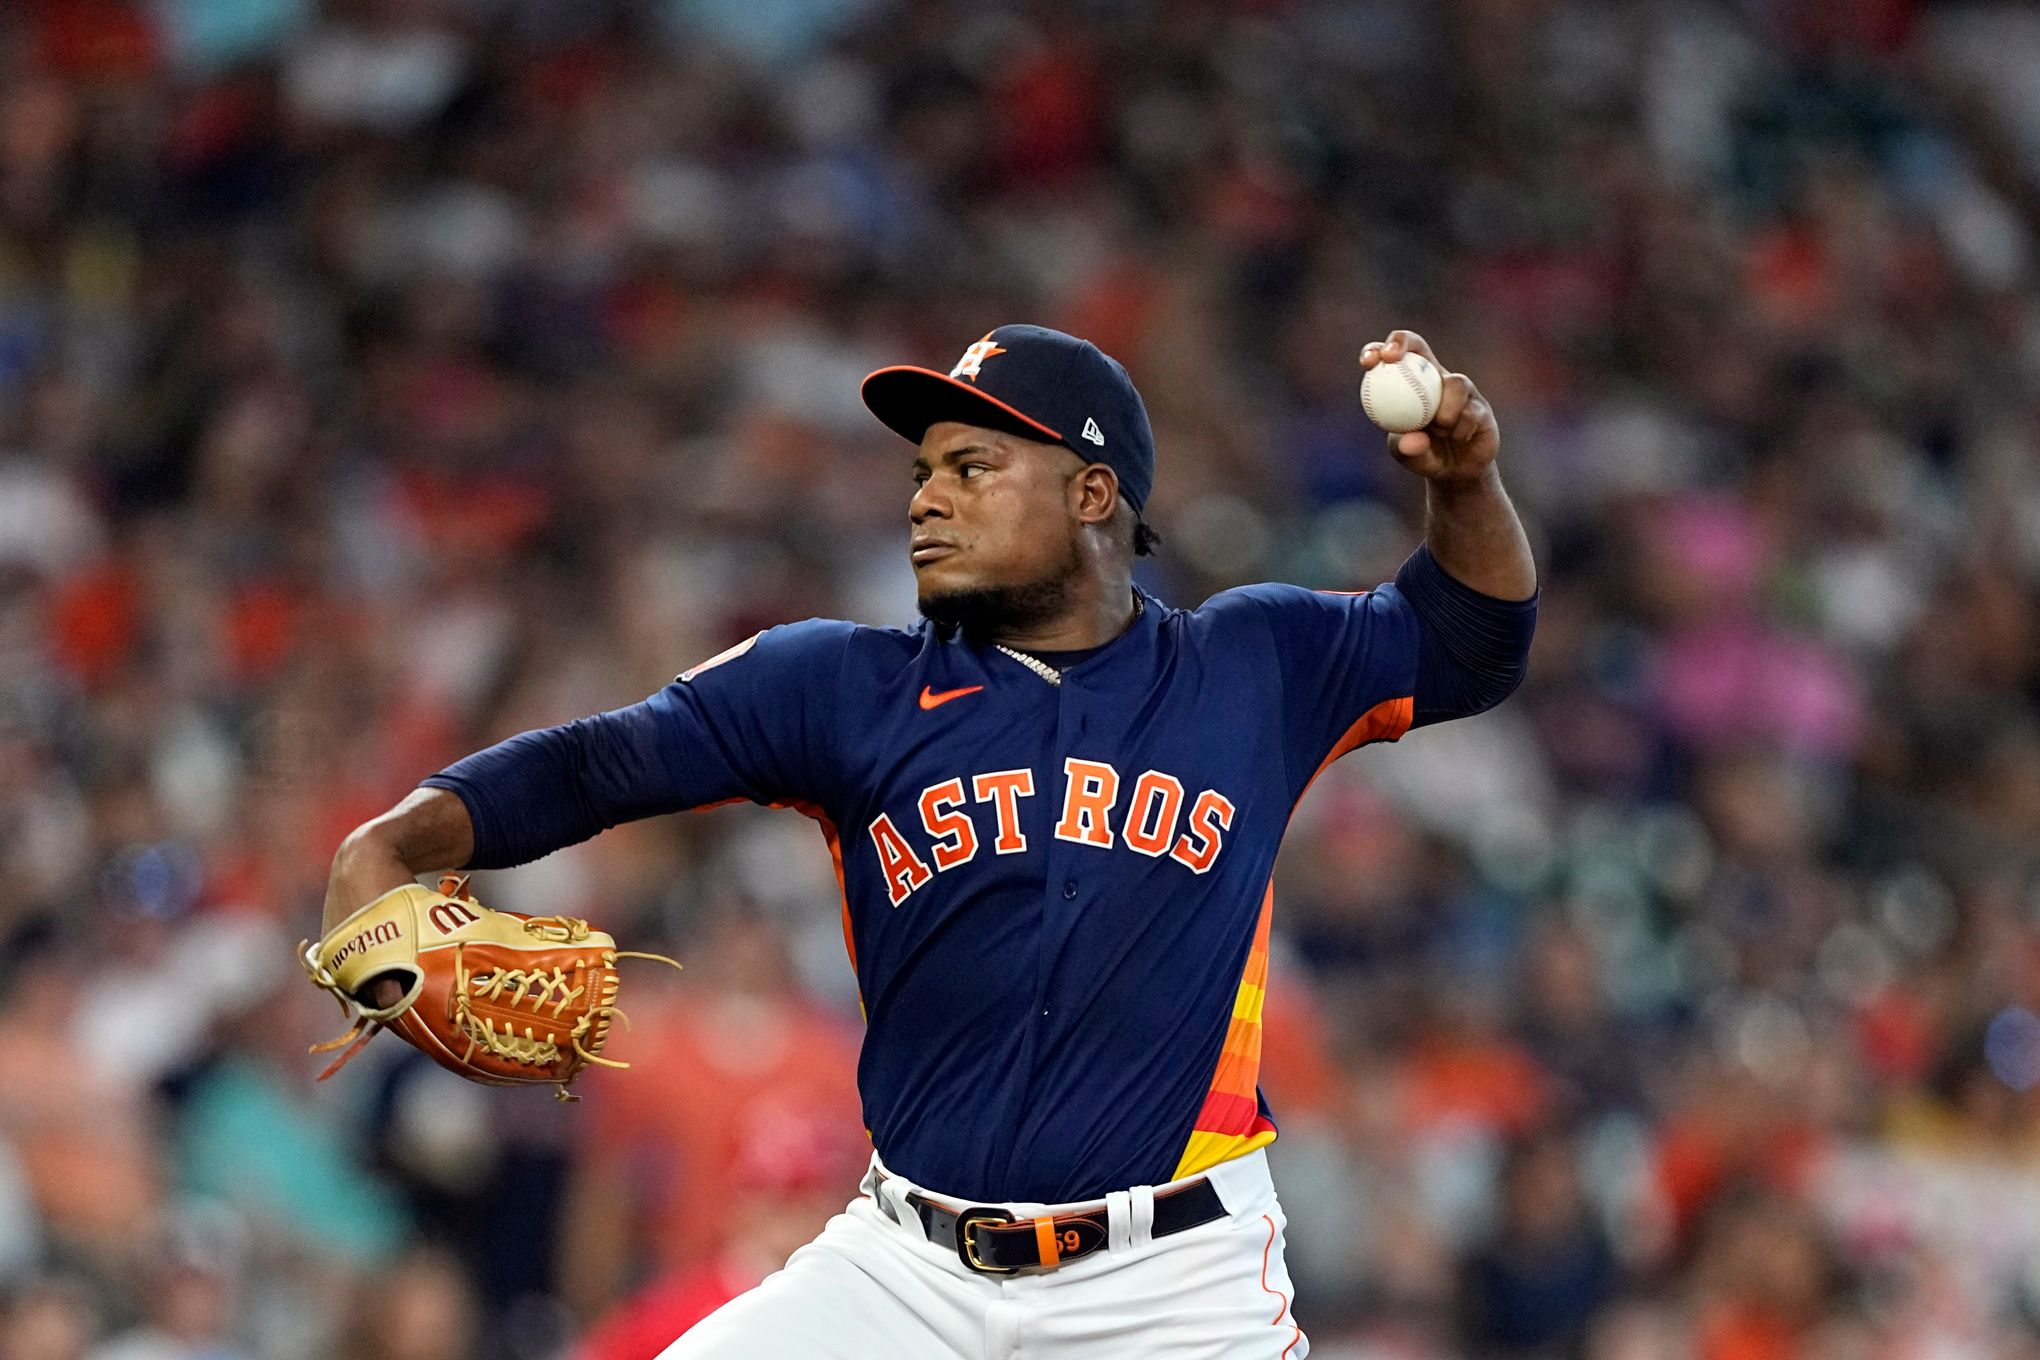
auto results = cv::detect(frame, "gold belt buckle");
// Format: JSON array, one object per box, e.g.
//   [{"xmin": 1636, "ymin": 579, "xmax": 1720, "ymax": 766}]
[{"xmin": 956, "ymin": 1208, "xmax": 1018, "ymax": 1275}]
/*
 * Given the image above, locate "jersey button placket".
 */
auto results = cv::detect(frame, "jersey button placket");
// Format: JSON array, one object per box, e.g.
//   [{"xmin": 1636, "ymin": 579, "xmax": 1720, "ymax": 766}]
[{"xmin": 1033, "ymin": 675, "xmax": 1087, "ymax": 1047}]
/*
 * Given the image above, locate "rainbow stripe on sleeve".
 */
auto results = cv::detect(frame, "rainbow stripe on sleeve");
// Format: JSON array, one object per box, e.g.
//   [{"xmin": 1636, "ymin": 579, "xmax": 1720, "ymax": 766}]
[
  {"xmin": 1172, "ymin": 883, "xmax": 1279, "ymax": 1180},
  {"xmin": 1170, "ymin": 692, "xmax": 1414, "ymax": 1182}
]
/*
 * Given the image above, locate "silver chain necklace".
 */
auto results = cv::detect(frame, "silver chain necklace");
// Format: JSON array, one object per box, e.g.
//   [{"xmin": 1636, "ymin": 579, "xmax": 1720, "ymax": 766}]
[
  {"xmin": 990, "ymin": 594, "xmax": 1143, "ymax": 688},
  {"xmin": 993, "ymin": 643, "xmax": 1064, "ymax": 686}
]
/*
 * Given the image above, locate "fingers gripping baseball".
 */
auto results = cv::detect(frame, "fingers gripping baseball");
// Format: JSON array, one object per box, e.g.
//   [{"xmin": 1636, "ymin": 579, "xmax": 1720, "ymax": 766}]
[{"xmin": 1359, "ymin": 330, "xmax": 1499, "ymax": 484}]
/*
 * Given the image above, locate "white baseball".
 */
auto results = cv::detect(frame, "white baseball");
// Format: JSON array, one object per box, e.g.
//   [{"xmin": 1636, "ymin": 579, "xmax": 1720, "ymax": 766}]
[{"xmin": 1360, "ymin": 353, "xmax": 1443, "ymax": 434}]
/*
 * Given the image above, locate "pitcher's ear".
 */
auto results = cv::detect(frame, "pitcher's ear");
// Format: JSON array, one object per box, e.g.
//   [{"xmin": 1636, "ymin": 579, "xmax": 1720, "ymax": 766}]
[{"xmin": 1070, "ymin": 463, "xmax": 1119, "ymax": 527}]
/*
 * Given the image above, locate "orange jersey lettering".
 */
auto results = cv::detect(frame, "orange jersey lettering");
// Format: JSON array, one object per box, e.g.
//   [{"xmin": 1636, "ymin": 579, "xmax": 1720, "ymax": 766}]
[
  {"xmin": 869, "ymin": 812, "xmax": 933, "ymax": 906},
  {"xmin": 918, "ymin": 778, "xmax": 980, "ymax": 871},
  {"xmin": 1055, "ymin": 759, "xmax": 1120, "ymax": 848},
  {"xmin": 1170, "ymin": 790, "xmax": 1236, "ymax": 874},
  {"xmin": 1122, "ymin": 771, "xmax": 1187, "ymax": 857},
  {"xmin": 972, "ymin": 768, "xmax": 1035, "ymax": 854}
]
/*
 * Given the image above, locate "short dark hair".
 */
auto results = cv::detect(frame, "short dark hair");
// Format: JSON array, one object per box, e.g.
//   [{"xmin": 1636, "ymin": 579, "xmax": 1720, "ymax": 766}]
[{"xmin": 1133, "ymin": 518, "xmax": 1162, "ymax": 557}]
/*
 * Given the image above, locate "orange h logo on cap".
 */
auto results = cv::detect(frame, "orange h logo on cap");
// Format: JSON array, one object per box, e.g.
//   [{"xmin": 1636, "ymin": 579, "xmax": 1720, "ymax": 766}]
[{"xmin": 950, "ymin": 333, "xmax": 1005, "ymax": 382}]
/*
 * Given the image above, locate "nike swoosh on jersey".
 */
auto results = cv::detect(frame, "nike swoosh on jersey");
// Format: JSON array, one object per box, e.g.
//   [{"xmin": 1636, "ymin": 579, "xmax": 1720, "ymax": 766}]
[{"xmin": 919, "ymin": 685, "xmax": 985, "ymax": 711}]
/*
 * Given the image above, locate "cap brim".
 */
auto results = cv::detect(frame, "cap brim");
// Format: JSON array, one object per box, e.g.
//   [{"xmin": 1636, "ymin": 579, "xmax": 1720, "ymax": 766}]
[{"xmin": 860, "ymin": 366, "xmax": 1065, "ymax": 447}]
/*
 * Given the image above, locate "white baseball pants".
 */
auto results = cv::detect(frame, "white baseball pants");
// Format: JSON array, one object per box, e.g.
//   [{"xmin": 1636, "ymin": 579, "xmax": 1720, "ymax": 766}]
[{"xmin": 659, "ymin": 1149, "xmax": 1309, "ymax": 1358}]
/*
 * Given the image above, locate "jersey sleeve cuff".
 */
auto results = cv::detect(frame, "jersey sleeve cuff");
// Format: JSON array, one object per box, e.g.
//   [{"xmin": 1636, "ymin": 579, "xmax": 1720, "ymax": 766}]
[
  {"xmin": 1395, "ymin": 545, "xmax": 1537, "ymax": 723},
  {"xmin": 1395, "ymin": 542, "xmax": 1539, "ymax": 611},
  {"xmin": 418, "ymin": 773, "xmax": 495, "ymax": 871}
]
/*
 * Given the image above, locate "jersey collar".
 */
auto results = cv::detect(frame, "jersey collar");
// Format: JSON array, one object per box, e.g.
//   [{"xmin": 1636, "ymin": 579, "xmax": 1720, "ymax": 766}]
[{"xmin": 954, "ymin": 586, "xmax": 1165, "ymax": 685}]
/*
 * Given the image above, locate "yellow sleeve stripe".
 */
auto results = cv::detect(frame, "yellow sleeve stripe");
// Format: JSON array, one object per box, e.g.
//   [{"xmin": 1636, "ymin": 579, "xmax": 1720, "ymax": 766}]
[
  {"xmin": 1173, "ymin": 1127, "xmax": 1279, "ymax": 1182},
  {"xmin": 1232, "ymin": 981, "xmax": 1265, "ymax": 1023}
]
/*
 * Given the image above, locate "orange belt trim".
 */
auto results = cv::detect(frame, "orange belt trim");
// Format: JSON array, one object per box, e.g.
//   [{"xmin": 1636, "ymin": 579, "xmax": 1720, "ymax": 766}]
[{"xmin": 1033, "ymin": 1216, "xmax": 1060, "ymax": 1266}]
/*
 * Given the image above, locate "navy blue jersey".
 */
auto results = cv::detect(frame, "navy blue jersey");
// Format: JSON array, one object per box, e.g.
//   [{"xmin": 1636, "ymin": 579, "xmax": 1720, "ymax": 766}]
[{"xmin": 426, "ymin": 553, "xmax": 1532, "ymax": 1203}]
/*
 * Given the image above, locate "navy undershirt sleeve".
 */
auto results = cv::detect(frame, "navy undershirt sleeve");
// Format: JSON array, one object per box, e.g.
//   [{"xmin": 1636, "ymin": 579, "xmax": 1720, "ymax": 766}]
[
  {"xmin": 421, "ymin": 619, "xmax": 853, "ymax": 870},
  {"xmin": 422, "ymin": 697, "xmax": 695, "ymax": 870},
  {"xmin": 1395, "ymin": 544, "xmax": 1537, "ymax": 728}
]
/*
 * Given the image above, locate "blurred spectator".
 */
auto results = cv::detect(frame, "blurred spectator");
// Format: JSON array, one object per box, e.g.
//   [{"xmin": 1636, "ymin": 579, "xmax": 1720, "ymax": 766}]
[
  {"xmin": 1457, "ymin": 1130, "xmax": 1619, "ymax": 1360},
  {"xmin": 172, "ymin": 978, "xmax": 409, "ymax": 1266},
  {"xmin": 558, "ymin": 912, "xmax": 862, "ymax": 1316},
  {"xmin": 0, "ymin": 1140, "xmax": 40, "ymax": 1286},
  {"xmin": 0, "ymin": 1275, "xmax": 100, "ymax": 1360},
  {"xmin": 569, "ymin": 1104, "xmax": 871, "ymax": 1359},
  {"xmin": 87, "ymin": 1204, "xmax": 252, "ymax": 1360},
  {"xmin": 0, "ymin": 947, "xmax": 164, "ymax": 1278},
  {"xmin": 1689, "ymin": 1192, "xmax": 1840, "ymax": 1360},
  {"xmin": 326, "ymin": 1247, "xmax": 476, "ymax": 1360}
]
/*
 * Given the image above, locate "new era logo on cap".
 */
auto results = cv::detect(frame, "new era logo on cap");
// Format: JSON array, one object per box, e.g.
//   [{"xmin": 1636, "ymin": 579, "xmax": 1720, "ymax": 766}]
[{"xmin": 860, "ymin": 324, "xmax": 1156, "ymax": 512}]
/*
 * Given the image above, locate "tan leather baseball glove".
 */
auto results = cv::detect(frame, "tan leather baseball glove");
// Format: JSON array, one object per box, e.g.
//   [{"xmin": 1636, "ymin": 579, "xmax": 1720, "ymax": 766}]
[{"xmin": 300, "ymin": 875, "xmax": 679, "ymax": 1101}]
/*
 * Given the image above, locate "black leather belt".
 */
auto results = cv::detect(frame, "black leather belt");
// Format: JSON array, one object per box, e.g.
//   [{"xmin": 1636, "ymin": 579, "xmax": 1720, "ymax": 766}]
[{"xmin": 876, "ymin": 1173, "xmax": 1227, "ymax": 1275}]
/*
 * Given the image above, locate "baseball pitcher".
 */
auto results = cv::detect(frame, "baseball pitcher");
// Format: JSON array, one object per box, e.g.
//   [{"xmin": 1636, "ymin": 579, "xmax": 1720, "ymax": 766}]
[{"xmin": 313, "ymin": 325, "xmax": 1536, "ymax": 1356}]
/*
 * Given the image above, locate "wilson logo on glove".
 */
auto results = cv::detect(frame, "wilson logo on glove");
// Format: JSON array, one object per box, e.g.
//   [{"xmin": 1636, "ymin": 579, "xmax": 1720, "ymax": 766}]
[
  {"xmin": 428, "ymin": 898, "xmax": 480, "ymax": 934},
  {"xmin": 327, "ymin": 920, "xmax": 401, "ymax": 971},
  {"xmin": 299, "ymin": 875, "xmax": 681, "ymax": 1101}
]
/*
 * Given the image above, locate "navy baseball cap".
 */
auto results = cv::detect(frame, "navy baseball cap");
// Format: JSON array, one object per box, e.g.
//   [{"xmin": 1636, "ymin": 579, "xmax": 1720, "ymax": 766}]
[{"xmin": 862, "ymin": 324, "xmax": 1156, "ymax": 512}]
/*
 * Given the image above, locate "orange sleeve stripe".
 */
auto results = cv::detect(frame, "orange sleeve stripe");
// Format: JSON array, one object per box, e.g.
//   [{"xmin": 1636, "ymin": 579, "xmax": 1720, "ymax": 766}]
[
  {"xmin": 1218, "ymin": 1019, "xmax": 1263, "ymax": 1058},
  {"xmin": 1311, "ymin": 694, "xmax": 1414, "ymax": 782},
  {"xmin": 1207, "ymin": 1056, "xmax": 1261, "ymax": 1100},
  {"xmin": 828, "ymin": 835, "xmax": 854, "ymax": 973},
  {"xmin": 688, "ymin": 796, "xmax": 747, "ymax": 812},
  {"xmin": 1207, "ymin": 1074, "xmax": 1258, "ymax": 1104},
  {"xmin": 1222, "ymin": 1008, "xmax": 1262, "ymax": 1040},
  {"xmin": 788, "ymin": 801, "xmax": 860, "ymax": 1002}
]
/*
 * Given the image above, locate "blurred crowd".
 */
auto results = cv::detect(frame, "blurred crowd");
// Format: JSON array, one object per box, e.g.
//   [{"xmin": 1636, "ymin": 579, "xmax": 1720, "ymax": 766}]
[{"xmin": 3, "ymin": 0, "xmax": 2040, "ymax": 1356}]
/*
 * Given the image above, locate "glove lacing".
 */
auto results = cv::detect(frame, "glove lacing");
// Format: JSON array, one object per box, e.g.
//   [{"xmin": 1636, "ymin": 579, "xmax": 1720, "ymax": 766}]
[{"xmin": 451, "ymin": 915, "xmax": 681, "ymax": 1101}]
